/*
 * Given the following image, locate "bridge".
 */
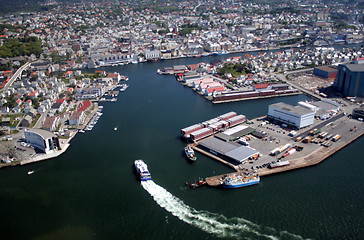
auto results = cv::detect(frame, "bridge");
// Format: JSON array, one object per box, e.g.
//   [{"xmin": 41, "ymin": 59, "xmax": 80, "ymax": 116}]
[
  {"xmin": 1, "ymin": 62, "xmax": 31, "ymax": 92},
  {"xmin": 304, "ymin": 35, "xmax": 333, "ymax": 47}
]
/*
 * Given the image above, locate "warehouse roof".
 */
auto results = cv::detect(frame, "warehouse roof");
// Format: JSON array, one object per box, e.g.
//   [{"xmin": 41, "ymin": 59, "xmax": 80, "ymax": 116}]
[
  {"xmin": 343, "ymin": 63, "xmax": 364, "ymax": 72},
  {"xmin": 25, "ymin": 128, "xmax": 56, "ymax": 139},
  {"xmin": 225, "ymin": 146, "xmax": 259, "ymax": 163},
  {"xmin": 198, "ymin": 137, "xmax": 240, "ymax": 155},
  {"xmin": 270, "ymin": 102, "xmax": 314, "ymax": 116},
  {"xmin": 314, "ymin": 66, "xmax": 337, "ymax": 73},
  {"xmin": 311, "ymin": 100, "xmax": 340, "ymax": 111}
]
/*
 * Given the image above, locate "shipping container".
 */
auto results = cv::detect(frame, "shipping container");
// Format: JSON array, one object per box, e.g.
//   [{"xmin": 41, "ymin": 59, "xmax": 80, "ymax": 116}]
[
  {"xmin": 270, "ymin": 147, "xmax": 280, "ymax": 156},
  {"xmin": 303, "ymin": 136, "xmax": 312, "ymax": 143},
  {"xmin": 332, "ymin": 134, "xmax": 341, "ymax": 142},
  {"xmin": 283, "ymin": 148, "xmax": 296, "ymax": 157},
  {"xmin": 295, "ymin": 136, "xmax": 302, "ymax": 142},
  {"xmin": 269, "ymin": 160, "xmax": 290, "ymax": 168},
  {"xmin": 326, "ymin": 134, "xmax": 333, "ymax": 140},
  {"xmin": 279, "ymin": 143, "xmax": 291, "ymax": 153},
  {"xmin": 319, "ymin": 132, "xmax": 328, "ymax": 138}
]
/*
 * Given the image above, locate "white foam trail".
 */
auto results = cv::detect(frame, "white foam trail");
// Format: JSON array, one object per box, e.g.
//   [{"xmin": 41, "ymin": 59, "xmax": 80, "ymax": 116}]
[{"xmin": 141, "ymin": 181, "xmax": 305, "ymax": 240}]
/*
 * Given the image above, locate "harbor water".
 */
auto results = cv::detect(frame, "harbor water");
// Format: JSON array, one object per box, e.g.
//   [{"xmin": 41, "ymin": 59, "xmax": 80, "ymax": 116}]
[{"xmin": 0, "ymin": 53, "xmax": 363, "ymax": 240}]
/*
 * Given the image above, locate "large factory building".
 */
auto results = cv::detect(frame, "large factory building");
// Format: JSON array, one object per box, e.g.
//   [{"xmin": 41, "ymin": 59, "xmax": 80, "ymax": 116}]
[
  {"xmin": 268, "ymin": 102, "xmax": 315, "ymax": 129},
  {"xmin": 334, "ymin": 63, "xmax": 364, "ymax": 97}
]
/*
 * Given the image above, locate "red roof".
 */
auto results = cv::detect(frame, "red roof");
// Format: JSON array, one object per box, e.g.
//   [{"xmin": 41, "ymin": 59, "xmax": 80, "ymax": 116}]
[
  {"xmin": 254, "ymin": 83, "xmax": 270, "ymax": 89},
  {"xmin": 77, "ymin": 101, "xmax": 91, "ymax": 112},
  {"xmin": 206, "ymin": 86, "xmax": 225, "ymax": 93},
  {"xmin": 56, "ymin": 99, "xmax": 66, "ymax": 104},
  {"xmin": 108, "ymin": 73, "xmax": 119, "ymax": 78},
  {"xmin": 29, "ymin": 90, "xmax": 38, "ymax": 96}
]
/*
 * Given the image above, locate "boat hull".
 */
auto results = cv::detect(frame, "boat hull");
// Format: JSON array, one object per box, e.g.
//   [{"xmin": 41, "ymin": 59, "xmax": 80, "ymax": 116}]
[
  {"xmin": 185, "ymin": 146, "xmax": 197, "ymax": 162},
  {"xmin": 221, "ymin": 179, "xmax": 259, "ymax": 188},
  {"xmin": 134, "ymin": 160, "xmax": 152, "ymax": 181}
]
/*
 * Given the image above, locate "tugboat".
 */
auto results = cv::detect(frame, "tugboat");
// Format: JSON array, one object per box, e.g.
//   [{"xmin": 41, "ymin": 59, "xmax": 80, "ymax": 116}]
[
  {"xmin": 188, "ymin": 178, "xmax": 206, "ymax": 188},
  {"xmin": 184, "ymin": 145, "xmax": 197, "ymax": 162}
]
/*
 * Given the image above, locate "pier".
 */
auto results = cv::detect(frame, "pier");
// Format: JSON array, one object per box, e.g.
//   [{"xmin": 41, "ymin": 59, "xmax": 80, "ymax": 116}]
[{"xmin": 196, "ymin": 113, "xmax": 364, "ymax": 187}]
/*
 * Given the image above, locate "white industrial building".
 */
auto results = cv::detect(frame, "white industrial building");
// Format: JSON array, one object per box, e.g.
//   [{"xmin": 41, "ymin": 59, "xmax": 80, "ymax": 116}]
[
  {"xmin": 298, "ymin": 100, "xmax": 341, "ymax": 120},
  {"xmin": 268, "ymin": 102, "xmax": 315, "ymax": 129},
  {"xmin": 24, "ymin": 129, "xmax": 60, "ymax": 154}
]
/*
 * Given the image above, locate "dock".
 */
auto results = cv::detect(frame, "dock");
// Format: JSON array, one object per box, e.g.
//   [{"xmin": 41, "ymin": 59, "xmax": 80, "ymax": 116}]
[
  {"xmin": 194, "ymin": 113, "xmax": 364, "ymax": 187},
  {"xmin": 192, "ymin": 144, "xmax": 238, "ymax": 171}
]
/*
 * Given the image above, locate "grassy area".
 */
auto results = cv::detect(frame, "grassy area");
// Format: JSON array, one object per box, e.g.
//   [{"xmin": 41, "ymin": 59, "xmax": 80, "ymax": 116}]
[
  {"xmin": 56, "ymin": 123, "xmax": 62, "ymax": 132},
  {"xmin": 30, "ymin": 114, "xmax": 41, "ymax": 128},
  {"xmin": 217, "ymin": 63, "xmax": 252, "ymax": 78}
]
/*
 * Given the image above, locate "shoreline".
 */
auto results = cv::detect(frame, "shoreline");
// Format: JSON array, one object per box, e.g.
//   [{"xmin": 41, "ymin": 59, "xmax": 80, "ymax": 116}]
[{"xmin": 200, "ymin": 115, "xmax": 364, "ymax": 187}]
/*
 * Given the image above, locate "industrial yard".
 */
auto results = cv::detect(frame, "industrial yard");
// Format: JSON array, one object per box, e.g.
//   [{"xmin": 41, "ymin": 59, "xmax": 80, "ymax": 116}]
[{"xmin": 181, "ymin": 101, "xmax": 364, "ymax": 187}]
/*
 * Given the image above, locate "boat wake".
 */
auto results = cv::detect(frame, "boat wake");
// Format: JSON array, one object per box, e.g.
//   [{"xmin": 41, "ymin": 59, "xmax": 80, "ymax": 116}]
[{"xmin": 141, "ymin": 180, "xmax": 305, "ymax": 239}]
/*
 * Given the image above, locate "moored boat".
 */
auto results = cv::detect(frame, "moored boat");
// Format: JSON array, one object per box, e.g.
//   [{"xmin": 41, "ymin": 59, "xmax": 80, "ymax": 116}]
[
  {"xmin": 184, "ymin": 145, "xmax": 197, "ymax": 162},
  {"xmin": 134, "ymin": 159, "xmax": 152, "ymax": 181},
  {"xmin": 220, "ymin": 174, "xmax": 260, "ymax": 189},
  {"xmin": 189, "ymin": 178, "xmax": 206, "ymax": 188}
]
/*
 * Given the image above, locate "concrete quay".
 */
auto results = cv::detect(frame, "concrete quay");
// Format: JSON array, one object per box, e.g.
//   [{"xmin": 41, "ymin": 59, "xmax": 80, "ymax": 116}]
[{"xmin": 199, "ymin": 112, "xmax": 364, "ymax": 187}]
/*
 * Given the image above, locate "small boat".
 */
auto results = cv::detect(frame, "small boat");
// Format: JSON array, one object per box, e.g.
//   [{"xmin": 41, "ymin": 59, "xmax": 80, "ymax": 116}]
[
  {"xmin": 114, "ymin": 127, "xmax": 117, "ymax": 131},
  {"xmin": 189, "ymin": 178, "xmax": 206, "ymax": 188},
  {"xmin": 27, "ymin": 171, "xmax": 34, "ymax": 175},
  {"xmin": 184, "ymin": 145, "xmax": 197, "ymax": 162}
]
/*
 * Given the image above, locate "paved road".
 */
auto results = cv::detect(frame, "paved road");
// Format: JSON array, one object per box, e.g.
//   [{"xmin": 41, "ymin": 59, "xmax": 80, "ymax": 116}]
[
  {"xmin": 1, "ymin": 62, "xmax": 31, "ymax": 92},
  {"xmin": 275, "ymin": 71, "xmax": 323, "ymax": 100}
]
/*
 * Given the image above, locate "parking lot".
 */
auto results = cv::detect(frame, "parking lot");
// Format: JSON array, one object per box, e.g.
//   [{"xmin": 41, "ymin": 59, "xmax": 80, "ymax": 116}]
[{"xmin": 235, "ymin": 111, "xmax": 364, "ymax": 172}]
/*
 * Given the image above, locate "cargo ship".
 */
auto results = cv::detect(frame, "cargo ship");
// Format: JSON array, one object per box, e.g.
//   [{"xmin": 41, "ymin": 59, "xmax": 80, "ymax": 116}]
[
  {"xmin": 220, "ymin": 174, "xmax": 260, "ymax": 189},
  {"xmin": 134, "ymin": 159, "xmax": 152, "ymax": 181},
  {"xmin": 184, "ymin": 145, "xmax": 197, "ymax": 162}
]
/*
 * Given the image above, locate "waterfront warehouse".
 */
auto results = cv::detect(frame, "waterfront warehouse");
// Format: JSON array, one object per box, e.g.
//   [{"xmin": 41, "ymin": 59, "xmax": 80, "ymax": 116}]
[
  {"xmin": 268, "ymin": 102, "xmax": 315, "ymax": 129},
  {"xmin": 24, "ymin": 129, "xmax": 60, "ymax": 154}
]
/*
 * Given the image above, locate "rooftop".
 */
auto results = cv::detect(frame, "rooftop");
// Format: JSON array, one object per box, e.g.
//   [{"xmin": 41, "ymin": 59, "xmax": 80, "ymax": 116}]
[
  {"xmin": 270, "ymin": 102, "xmax": 314, "ymax": 116},
  {"xmin": 25, "ymin": 128, "xmax": 56, "ymax": 139},
  {"xmin": 342, "ymin": 64, "xmax": 364, "ymax": 73}
]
